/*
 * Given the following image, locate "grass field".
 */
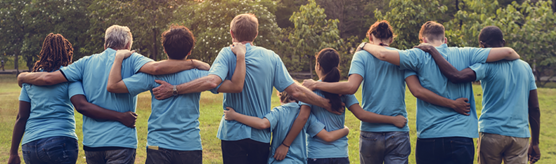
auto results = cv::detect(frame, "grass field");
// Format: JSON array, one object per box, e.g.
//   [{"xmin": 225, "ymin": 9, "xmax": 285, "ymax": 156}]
[{"xmin": 1, "ymin": 74, "xmax": 555, "ymax": 163}]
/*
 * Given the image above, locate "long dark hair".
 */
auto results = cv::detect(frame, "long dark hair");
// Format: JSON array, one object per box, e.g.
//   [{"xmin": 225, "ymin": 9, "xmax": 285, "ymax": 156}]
[
  {"xmin": 33, "ymin": 33, "xmax": 73, "ymax": 72},
  {"xmin": 316, "ymin": 48, "xmax": 342, "ymax": 112}
]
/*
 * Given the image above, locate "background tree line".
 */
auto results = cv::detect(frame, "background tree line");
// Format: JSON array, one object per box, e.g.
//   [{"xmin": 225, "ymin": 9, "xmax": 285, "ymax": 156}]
[{"xmin": 1, "ymin": 0, "xmax": 555, "ymax": 86}]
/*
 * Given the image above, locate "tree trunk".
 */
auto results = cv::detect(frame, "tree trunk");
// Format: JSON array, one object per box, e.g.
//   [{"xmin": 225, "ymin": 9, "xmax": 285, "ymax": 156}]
[
  {"xmin": 309, "ymin": 56, "xmax": 313, "ymax": 79},
  {"xmin": 15, "ymin": 51, "xmax": 19, "ymax": 75},
  {"xmin": 151, "ymin": 28, "xmax": 158, "ymax": 60}
]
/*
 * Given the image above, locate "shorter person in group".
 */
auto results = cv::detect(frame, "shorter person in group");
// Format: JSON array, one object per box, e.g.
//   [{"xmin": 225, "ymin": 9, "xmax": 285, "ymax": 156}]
[{"xmin": 224, "ymin": 90, "xmax": 349, "ymax": 163}]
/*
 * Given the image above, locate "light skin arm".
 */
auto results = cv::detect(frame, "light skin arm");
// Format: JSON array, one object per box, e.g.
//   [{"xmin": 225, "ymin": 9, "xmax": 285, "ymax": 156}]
[
  {"xmin": 405, "ymin": 75, "xmax": 471, "ymax": 115},
  {"xmin": 362, "ymin": 43, "xmax": 400, "ymax": 66},
  {"xmin": 70, "ymin": 95, "xmax": 137, "ymax": 128},
  {"xmin": 348, "ymin": 103, "xmax": 407, "ymax": 128},
  {"xmin": 284, "ymin": 82, "xmax": 337, "ymax": 114},
  {"xmin": 223, "ymin": 107, "xmax": 270, "ymax": 130},
  {"xmin": 139, "ymin": 59, "xmax": 210, "ymax": 75},
  {"xmin": 274, "ymin": 105, "xmax": 311, "ymax": 161},
  {"xmin": 528, "ymin": 89, "xmax": 541, "ymax": 163},
  {"xmin": 315, "ymin": 126, "xmax": 350, "ymax": 142},
  {"xmin": 8, "ymin": 101, "xmax": 30, "ymax": 164},
  {"xmin": 106, "ymin": 50, "xmax": 134, "ymax": 93},
  {"xmin": 303, "ymin": 74, "xmax": 363, "ymax": 95},
  {"xmin": 17, "ymin": 71, "xmax": 67, "ymax": 87},
  {"xmin": 415, "ymin": 45, "xmax": 477, "ymax": 83},
  {"xmin": 485, "ymin": 47, "xmax": 520, "ymax": 62},
  {"xmin": 216, "ymin": 43, "xmax": 246, "ymax": 93}
]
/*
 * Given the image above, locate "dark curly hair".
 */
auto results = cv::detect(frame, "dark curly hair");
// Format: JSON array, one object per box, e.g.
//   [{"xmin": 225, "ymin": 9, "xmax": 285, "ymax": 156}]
[{"xmin": 33, "ymin": 33, "xmax": 73, "ymax": 72}]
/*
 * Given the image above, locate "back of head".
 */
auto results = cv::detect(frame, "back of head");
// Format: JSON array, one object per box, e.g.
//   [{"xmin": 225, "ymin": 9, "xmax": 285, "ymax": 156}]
[
  {"xmin": 316, "ymin": 48, "xmax": 342, "ymax": 112},
  {"xmin": 162, "ymin": 25, "xmax": 196, "ymax": 60},
  {"xmin": 230, "ymin": 14, "xmax": 259, "ymax": 42},
  {"xmin": 105, "ymin": 25, "xmax": 132, "ymax": 49},
  {"xmin": 33, "ymin": 33, "xmax": 73, "ymax": 72},
  {"xmin": 419, "ymin": 21, "xmax": 445, "ymax": 43},
  {"xmin": 367, "ymin": 20, "xmax": 396, "ymax": 42},
  {"xmin": 479, "ymin": 26, "xmax": 504, "ymax": 48}
]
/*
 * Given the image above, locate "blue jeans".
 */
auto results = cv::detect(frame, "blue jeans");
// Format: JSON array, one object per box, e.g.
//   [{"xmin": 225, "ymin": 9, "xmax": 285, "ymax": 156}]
[
  {"xmin": 21, "ymin": 136, "xmax": 78, "ymax": 164},
  {"xmin": 85, "ymin": 148, "xmax": 136, "ymax": 164},
  {"xmin": 359, "ymin": 131, "xmax": 411, "ymax": 164},
  {"xmin": 145, "ymin": 147, "xmax": 202, "ymax": 164},
  {"xmin": 416, "ymin": 137, "xmax": 474, "ymax": 164},
  {"xmin": 307, "ymin": 157, "xmax": 350, "ymax": 164}
]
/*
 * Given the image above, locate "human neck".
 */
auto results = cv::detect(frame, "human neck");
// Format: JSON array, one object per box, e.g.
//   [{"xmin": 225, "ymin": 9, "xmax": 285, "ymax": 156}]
[{"xmin": 425, "ymin": 40, "xmax": 444, "ymax": 47}]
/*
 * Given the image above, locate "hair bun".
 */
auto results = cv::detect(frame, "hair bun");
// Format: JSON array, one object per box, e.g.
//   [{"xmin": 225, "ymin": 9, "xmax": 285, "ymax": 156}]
[{"xmin": 378, "ymin": 22, "xmax": 389, "ymax": 30}]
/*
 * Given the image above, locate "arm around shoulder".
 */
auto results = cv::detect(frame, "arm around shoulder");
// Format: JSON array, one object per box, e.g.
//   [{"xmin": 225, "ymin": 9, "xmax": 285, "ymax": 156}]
[{"xmin": 486, "ymin": 47, "xmax": 520, "ymax": 62}]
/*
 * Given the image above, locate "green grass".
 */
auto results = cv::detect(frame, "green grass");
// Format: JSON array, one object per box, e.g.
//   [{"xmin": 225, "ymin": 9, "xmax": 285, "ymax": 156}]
[{"xmin": 1, "ymin": 74, "xmax": 555, "ymax": 163}]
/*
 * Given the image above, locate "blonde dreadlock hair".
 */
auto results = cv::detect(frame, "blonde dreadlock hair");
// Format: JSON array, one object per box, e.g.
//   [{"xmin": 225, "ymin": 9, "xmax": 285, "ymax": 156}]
[{"xmin": 33, "ymin": 33, "xmax": 73, "ymax": 72}]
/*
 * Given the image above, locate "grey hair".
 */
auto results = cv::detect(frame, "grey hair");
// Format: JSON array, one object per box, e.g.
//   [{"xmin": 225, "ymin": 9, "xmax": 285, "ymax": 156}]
[{"xmin": 104, "ymin": 25, "xmax": 132, "ymax": 49}]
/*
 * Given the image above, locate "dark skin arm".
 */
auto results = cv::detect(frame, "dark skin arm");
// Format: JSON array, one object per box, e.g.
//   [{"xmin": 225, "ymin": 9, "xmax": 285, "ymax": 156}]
[
  {"xmin": 415, "ymin": 45, "xmax": 477, "ymax": 83},
  {"xmin": 273, "ymin": 105, "xmax": 311, "ymax": 161},
  {"xmin": 8, "ymin": 101, "xmax": 30, "ymax": 164},
  {"xmin": 528, "ymin": 89, "xmax": 541, "ymax": 163},
  {"xmin": 70, "ymin": 95, "xmax": 137, "ymax": 128}
]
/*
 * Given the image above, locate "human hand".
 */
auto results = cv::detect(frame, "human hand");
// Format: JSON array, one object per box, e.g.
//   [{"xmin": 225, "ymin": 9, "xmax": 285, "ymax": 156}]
[
  {"xmin": 302, "ymin": 79, "xmax": 318, "ymax": 91},
  {"xmin": 224, "ymin": 107, "xmax": 237, "ymax": 121},
  {"xmin": 273, "ymin": 144, "xmax": 290, "ymax": 161},
  {"xmin": 528, "ymin": 143, "xmax": 540, "ymax": 163},
  {"xmin": 414, "ymin": 43, "xmax": 435, "ymax": 53},
  {"xmin": 17, "ymin": 72, "xmax": 29, "ymax": 88},
  {"xmin": 230, "ymin": 42, "xmax": 246, "ymax": 58},
  {"xmin": 118, "ymin": 111, "xmax": 138, "ymax": 128},
  {"xmin": 192, "ymin": 59, "xmax": 210, "ymax": 71},
  {"xmin": 152, "ymin": 80, "xmax": 174, "ymax": 100},
  {"xmin": 324, "ymin": 101, "xmax": 344, "ymax": 115},
  {"xmin": 451, "ymin": 98, "xmax": 471, "ymax": 116},
  {"xmin": 8, "ymin": 154, "xmax": 21, "ymax": 164},
  {"xmin": 392, "ymin": 115, "xmax": 407, "ymax": 128},
  {"xmin": 116, "ymin": 50, "xmax": 135, "ymax": 59},
  {"xmin": 356, "ymin": 42, "xmax": 365, "ymax": 52}
]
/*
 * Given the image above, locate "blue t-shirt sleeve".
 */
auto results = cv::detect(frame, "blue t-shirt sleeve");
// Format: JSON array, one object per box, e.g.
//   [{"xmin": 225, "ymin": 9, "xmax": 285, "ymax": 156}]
[
  {"xmin": 342, "ymin": 94, "xmax": 359, "ymax": 108},
  {"xmin": 306, "ymin": 115, "xmax": 325, "ymax": 137},
  {"xmin": 469, "ymin": 63, "xmax": 488, "ymax": 81},
  {"xmin": 60, "ymin": 57, "xmax": 88, "ymax": 81},
  {"xmin": 298, "ymin": 101, "xmax": 312, "ymax": 108},
  {"xmin": 129, "ymin": 53, "xmax": 154, "ymax": 73},
  {"xmin": 208, "ymin": 48, "xmax": 231, "ymax": 82},
  {"xmin": 67, "ymin": 81, "xmax": 85, "ymax": 98},
  {"xmin": 19, "ymin": 85, "xmax": 30, "ymax": 102},
  {"xmin": 264, "ymin": 107, "xmax": 281, "ymax": 132},
  {"xmin": 348, "ymin": 52, "xmax": 365, "ymax": 78},
  {"xmin": 122, "ymin": 73, "xmax": 155, "ymax": 96},
  {"xmin": 404, "ymin": 70, "xmax": 417, "ymax": 79},
  {"xmin": 460, "ymin": 47, "xmax": 491, "ymax": 64},
  {"xmin": 398, "ymin": 48, "xmax": 423, "ymax": 71},
  {"xmin": 273, "ymin": 54, "xmax": 295, "ymax": 92}
]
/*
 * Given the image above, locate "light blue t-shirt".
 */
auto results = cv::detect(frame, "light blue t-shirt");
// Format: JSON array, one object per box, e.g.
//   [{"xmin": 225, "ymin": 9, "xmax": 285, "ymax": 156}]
[
  {"xmin": 19, "ymin": 69, "xmax": 84, "ymax": 145},
  {"xmin": 470, "ymin": 60, "xmax": 536, "ymax": 138},
  {"xmin": 60, "ymin": 48, "xmax": 153, "ymax": 148},
  {"xmin": 398, "ymin": 44, "xmax": 491, "ymax": 139},
  {"xmin": 349, "ymin": 47, "xmax": 409, "ymax": 132},
  {"xmin": 300, "ymin": 90, "xmax": 359, "ymax": 159},
  {"xmin": 122, "ymin": 69, "xmax": 209, "ymax": 151},
  {"xmin": 265, "ymin": 102, "xmax": 325, "ymax": 164},
  {"xmin": 210, "ymin": 43, "xmax": 295, "ymax": 143}
]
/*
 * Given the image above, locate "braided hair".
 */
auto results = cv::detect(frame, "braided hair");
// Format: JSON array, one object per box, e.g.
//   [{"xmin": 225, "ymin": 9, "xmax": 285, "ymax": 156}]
[
  {"xmin": 316, "ymin": 48, "xmax": 342, "ymax": 112},
  {"xmin": 33, "ymin": 33, "xmax": 73, "ymax": 72}
]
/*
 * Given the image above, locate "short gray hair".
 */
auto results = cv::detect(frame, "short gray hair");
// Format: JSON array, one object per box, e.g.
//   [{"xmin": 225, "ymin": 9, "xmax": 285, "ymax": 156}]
[{"xmin": 104, "ymin": 25, "xmax": 132, "ymax": 49}]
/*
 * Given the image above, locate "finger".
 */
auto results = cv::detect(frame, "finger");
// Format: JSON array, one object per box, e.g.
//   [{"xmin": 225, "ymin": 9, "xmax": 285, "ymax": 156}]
[
  {"xmin": 463, "ymin": 98, "xmax": 469, "ymax": 102},
  {"xmin": 225, "ymin": 107, "xmax": 233, "ymax": 110},
  {"xmin": 154, "ymin": 80, "xmax": 167, "ymax": 85},
  {"xmin": 130, "ymin": 50, "xmax": 136, "ymax": 54}
]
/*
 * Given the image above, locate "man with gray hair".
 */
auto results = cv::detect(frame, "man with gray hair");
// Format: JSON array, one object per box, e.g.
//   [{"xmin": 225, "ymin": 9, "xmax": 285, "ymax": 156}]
[{"xmin": 17, "ymin": 25, "xmax": 209, "ymax": 164}]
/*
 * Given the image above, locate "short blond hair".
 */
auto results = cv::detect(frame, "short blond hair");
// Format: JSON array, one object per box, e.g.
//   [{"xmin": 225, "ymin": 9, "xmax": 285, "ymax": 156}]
[{"xmin": 230, "ymin": 14, "xmax": 259, "ymax": 42}]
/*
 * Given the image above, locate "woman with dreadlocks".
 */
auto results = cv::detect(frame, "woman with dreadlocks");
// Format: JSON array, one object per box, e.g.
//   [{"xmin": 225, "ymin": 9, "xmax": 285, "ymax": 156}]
[{"xmin": 9, "ymin": 33, "xmax": 138, "ymax": 164}]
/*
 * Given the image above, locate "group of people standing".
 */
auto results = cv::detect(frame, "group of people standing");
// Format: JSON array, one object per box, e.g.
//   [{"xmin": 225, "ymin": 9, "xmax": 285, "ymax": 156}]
[{"xmin": 9, "ymin": 12, "xmax": 540, "ymax": 164}]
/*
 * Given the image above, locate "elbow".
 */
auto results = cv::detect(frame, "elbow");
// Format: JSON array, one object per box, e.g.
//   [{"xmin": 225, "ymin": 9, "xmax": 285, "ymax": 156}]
[
  {"xmin": 410, "ymin": 89, "xmax": 424, "ymax": 99},
  {"xmin": 376, "ymin": 50, "xmax": 388, "ymax": 60},
  {"xmin": 106, "ymin": 85, "xmax": 117, "ymax": 93},
  {"xmin": 347, "ymin": 85, "xmax": 358, "ymax": 95}
]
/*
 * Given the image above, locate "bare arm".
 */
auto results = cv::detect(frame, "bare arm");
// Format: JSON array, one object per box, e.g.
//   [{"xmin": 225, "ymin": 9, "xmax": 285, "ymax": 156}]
[
  {"xmin": 152, "ymin": 75, "xmax": 220, "ymax": 100},
  {"xmin": 139, "ymin": 59, "xmax": 210, "ymax": 75},
  {"xmin": 362, "ymin": 44, "xmax": 400, "ymax": 66},
  {"xmin": 273, "ymin": 105, "xmax": 311, "ymax": 161},
  {"xmin": 416, "ymin": 45, "xmax": 477, "ymax": 83},
  {"xmin": 486, "ymin": 47, "xmax": 520, "ymax": 62},
  {"xmin": 70, "ymin": 95, "xmax": 137, "ymax": 128},
  {"xmin": 223, "ymin": 107, "xmax": 270, "ymax": 129},
  {"xmin": 284, "ymin": 82, "xmax": 336, "ymax": 114},
  {"xmin": 303, "ymin": 74, "xmax": 363, "ymax": 95},
  {"xmin": 106, "ymin": 50, "xmax": 131, "ymax": 93},
  {"xmin": 315, "ymin": 126, "xmax": 349, "ymax": 142},
  {"xmin": 17, "ymin": 71, "xmax": 67, "ymax": 87},
  {"xmin": 217, "ymin": 43, "xmax": 247, "ymax": 93},
  {"xmin": 9, "ymin": 101, "xmax": 30, "ymax": 164},
  {"xmin": 528, "ymin": 89, "xmax": 541, "ymax": 163},
  {"xmin": 405, "ymin": 75, "xmax": 471, "ymax": 115},
  {"xmin": 348, "ymin": 103, "xmax": 407, "ymax": 128}
]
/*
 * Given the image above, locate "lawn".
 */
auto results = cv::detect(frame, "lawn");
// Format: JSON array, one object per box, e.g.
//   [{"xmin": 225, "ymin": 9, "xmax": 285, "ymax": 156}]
[{"xmin": 1, "ymin": 74, "xmax": 555, "ymax": 163}]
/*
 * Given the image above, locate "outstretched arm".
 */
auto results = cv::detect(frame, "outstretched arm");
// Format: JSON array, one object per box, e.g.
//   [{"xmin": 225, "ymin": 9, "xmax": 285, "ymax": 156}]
[
  {"xmin": 70, "ymin": 95, "xmax": 137, "ymax": 128},
  {"xmin": 415, "ymin": 45, "xmax": 477, "ymax": 83},
  {"xmin": 303, "ymin": 74, "xmax": 363, "ymax": 95},
  {"xmin": 17, "ymin": 71, "xmax": 67, "ymax": 87},
  {"xmin": 405, "ymin": 75, "xmax": 471, "ymax": 115},
  {"xmin": 9, "ymin": 101, "xmax": 30, "ymax": 164},
  {"xmin": 486, "ymin": 47, "xmax": 520, "ymax": 62},
  {"xmin": 348, "ymin": 103, "xmax": 407, "ymax": 128},
  {"xmin": 362, "ymin": 43, "xmax": 400, "ymax": 66},
  {"xmin": 315, "ymin": 126, "xmax": 350, "ymax": 142},
  {"xmin": 273, "ymin": 105, "xmax": 311, "ymax": 161},
  {"xmin": 528, "ymin": 89, "xmax": 541, "ymax": 163},
  {"xmin": 223, "ymin": 107, "xmax": 270, "ymax": 130},
  {"xmin": 284, "ymin": 83, "xmax": 336, "ymax": 114},
  {"xmin": 139, "ymin": 59, "xmax": 210, "ymax": 75}
]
